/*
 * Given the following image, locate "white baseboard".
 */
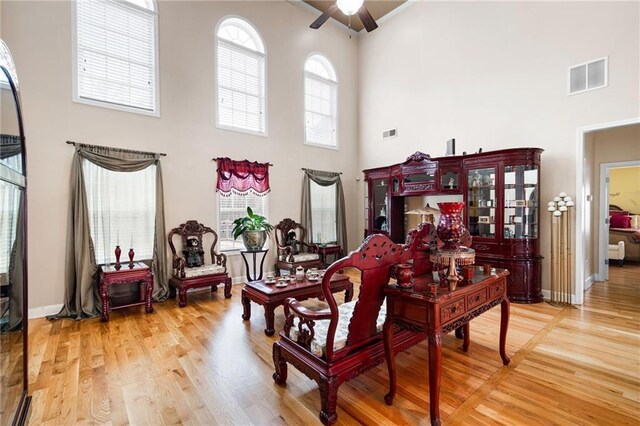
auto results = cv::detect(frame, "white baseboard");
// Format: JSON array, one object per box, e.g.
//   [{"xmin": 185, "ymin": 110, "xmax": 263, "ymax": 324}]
[
  {"xmin": 540, "ymin": 274, "xmax": 595, "ymax": 305},
  {"xmin": 29, "ymin": 304, "xmax": 63, "ymax": 319},
  {"xmin": 584, "ymin": 274, "xmax": 596, "ymax": 291}
]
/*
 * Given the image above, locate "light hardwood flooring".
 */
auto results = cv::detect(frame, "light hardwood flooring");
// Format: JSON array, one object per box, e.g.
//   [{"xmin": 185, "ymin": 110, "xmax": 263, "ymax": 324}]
[{"xmin": 26, "ymin": 265, "xmax": 639, "ymax": 425}]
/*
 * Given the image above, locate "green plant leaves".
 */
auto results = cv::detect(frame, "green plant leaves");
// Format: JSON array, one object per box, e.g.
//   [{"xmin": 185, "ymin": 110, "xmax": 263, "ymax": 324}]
[{"xmin": 231, "ymin": 206, "xmax": 273, "ymax": 239}]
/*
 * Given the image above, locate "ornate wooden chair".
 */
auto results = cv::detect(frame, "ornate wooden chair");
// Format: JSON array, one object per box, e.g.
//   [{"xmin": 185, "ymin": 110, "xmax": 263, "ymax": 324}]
[
  {"xmin": 272, "ymin": 231, "xmax": 432, "ymax": 425},
  {"xmin": 274, "ymin": 218, "xmax": 322, "ymax": 274},
  {"xmin": 168, "ymin": 220, "xmax": 231, "ymax": 307}
]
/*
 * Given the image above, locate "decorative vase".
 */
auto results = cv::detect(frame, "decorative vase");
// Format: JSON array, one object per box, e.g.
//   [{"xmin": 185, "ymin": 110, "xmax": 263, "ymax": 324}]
[
  {"xmin": 296, "ymin": 266, "xmax": 305, "ymax": 281},
  {"xmin": 128, "ymin": 248, "xmax": 135, "ymax": 266},
  {"xmin": 114, "ymin": 245, "xmax": 121, "ymax": 268},
  {"xmin": 436, "ymin": 202, "xmax": 469, "ymax": 250},
  {"xmin": 394, "ymin": 263, "xmax": 414, "ymax": 289},
  {"xmin": 242, "ymin": 230, "xmax": 267, "ymax": 251}
]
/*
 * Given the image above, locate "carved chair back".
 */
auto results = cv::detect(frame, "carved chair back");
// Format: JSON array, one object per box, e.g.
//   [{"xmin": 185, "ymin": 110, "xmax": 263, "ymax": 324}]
[
  {"xmin": 319, "ymin": 234, "xmax": 405, "ymax": 362},
  {"xmin": 168, "ymin": 220, "xmax": 225, "ymax": 270},
  {"xmin": 274, "ymin": 218, "xmax": 317, "ymax": 257}
]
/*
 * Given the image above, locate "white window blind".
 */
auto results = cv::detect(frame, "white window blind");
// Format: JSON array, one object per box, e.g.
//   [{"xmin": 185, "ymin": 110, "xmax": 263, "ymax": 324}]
[
  {"xmin": 218, "ymin": 192, "xmax": 268, "ymax": 251},
  {"xmin": 217, "ymin": 18, "xmax": 266, "ymax": 134},
  {"xmin": 75, "ymin": 0, "xmax": 157, "ymax": 113},
  {"xmin": 310, "ymin": 181, "xmax": 337, "ymax": 244},
  {"xmin": 0, "ymin": 181, "xmax": 20, "ymax": 275},
  {"xmin": 83, "ymin": 160, "xmax": 156, "ymax": 265},
  {"xmin": 305, "ymin": 54, "xmax": 337, "ymax": 148}
]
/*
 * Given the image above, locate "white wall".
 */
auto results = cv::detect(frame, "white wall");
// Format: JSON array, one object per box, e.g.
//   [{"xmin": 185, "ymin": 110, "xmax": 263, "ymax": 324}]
[
  {"xmin": 1, "ymin": 1, "xmax": 360, "ymax": 310},
  {"xmin": 359, "ymin": 1, "xmax": 640, "ymax": 295}
]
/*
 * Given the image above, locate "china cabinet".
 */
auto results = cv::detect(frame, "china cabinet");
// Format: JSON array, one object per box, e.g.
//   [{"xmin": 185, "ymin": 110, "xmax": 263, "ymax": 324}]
[
  {"xmin": 0, "ymin": 39, "xmax": 30, "ymax": 424},
  {"xmin": 363, "ymin": 148, "xmax": 543, "ymax": 303}
]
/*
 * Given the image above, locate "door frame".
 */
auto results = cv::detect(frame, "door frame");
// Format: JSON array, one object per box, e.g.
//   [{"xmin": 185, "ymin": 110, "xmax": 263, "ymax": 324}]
[
  {"xmin": 598, "ymin": 160, "xmax": 640, "ymax": 281},
  {"xmin": 575, "ymin": 117, "xmax": 640, "ymax": 304}
]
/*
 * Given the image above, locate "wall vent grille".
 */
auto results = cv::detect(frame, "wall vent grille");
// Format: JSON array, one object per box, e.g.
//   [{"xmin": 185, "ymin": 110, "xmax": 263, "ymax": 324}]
[
  {"xmin": 383, "ymin": 128, "xmax": 397, "ymax": 139},
  {"xmin": 569, "ymin": 57, "xmax": 608, "ymax": 95}
]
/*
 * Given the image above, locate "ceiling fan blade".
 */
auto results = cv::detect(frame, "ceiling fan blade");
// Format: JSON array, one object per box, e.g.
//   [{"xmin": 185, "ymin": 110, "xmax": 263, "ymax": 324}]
[
  {"xmin": 357, "ymin": 5, "xmax": 378, "ymax": 32},
  {"xmin": 310, "ymin": 4, "xmax": 339, "ymax": 29}
]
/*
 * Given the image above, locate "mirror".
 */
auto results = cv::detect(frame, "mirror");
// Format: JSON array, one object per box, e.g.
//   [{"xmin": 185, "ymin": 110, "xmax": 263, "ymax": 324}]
[{"xmin": 0, "ymin": 39, "xmax": 30, "ymax": 425}]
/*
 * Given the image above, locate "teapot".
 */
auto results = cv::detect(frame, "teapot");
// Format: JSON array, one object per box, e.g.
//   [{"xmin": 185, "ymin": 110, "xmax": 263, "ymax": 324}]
[{"xmin": 295, "ymin": 266, "xmax": 305, "ymax": 281}]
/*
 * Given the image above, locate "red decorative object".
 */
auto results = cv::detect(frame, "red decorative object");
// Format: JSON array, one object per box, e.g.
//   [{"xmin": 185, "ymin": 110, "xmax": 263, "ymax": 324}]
[
  {"xmin": 216, "ymin": 157, "xmax": 270, "ymax": 196},
  {"xmin": 436, "ymin": 202, "xmax": 468, "ymax": 250},
  {"xmin": 128, "ymin": 248, "xmax": 135, "ymax": 266},
  {"xmin": 114, "ymin": 245, "xmax": 121, "ymax": 269},
  {"xmin": 99, "ymin": 262, "xmax": 154, "ymax": 322},
  {"xmin": 393, "ymin": 263, "xmax": 414, "ymax": 288}
]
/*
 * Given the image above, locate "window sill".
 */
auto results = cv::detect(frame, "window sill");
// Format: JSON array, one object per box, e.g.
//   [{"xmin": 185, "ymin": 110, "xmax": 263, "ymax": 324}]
[
  {"xmin": 304, "ymin": 141, "xmax": 339, "ymax": 151},
  {"xmin": 73, "ymin": 96, "xmax": 160, "ymax": 117},
  {"xmin": 216, "ymin": 123, "xmax": 268, "ymax": 138}
]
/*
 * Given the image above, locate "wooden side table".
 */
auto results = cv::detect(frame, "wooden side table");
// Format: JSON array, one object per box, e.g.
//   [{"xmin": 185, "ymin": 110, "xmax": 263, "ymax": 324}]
[
  {"xmin": 317, "ymin": 244, "xmax": 343, "ymax": 268},
  {"xmin": 99, "ymin": 262, "xmax": 154, "ymax": 322}
]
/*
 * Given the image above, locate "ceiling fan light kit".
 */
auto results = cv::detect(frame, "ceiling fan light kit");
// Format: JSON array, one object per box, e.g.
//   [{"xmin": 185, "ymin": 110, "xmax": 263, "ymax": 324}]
[{"xmin": 337, "ymin": 0, "xmax": 364, "ymax": 16}]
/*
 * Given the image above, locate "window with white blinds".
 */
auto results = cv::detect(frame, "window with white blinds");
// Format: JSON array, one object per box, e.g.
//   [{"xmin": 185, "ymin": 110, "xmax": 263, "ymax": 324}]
[
  {"xmin": 216, "ymin": 17, "xmax": 266, "ymax": 135},
  {"xmin": 83, "ymin": 160, "xmax": 157, "ymax": 265},
  {"xmin": 74, "ymin": 0, "xmax": 158, "ymax": 114},
  {"xmin": 0, "ymin": 181, "xmax": 20, "ymax": 275},
  {"xmin": 310, "ymin": 181, "xmax": 337, "ymax": 244},
  {"xmin": 304, "ymin": 54, "xmax": 337, "ymax": 148},
  {"xmin": 218, "ymin": 192, "xmax": 268, "ymax": 251}
]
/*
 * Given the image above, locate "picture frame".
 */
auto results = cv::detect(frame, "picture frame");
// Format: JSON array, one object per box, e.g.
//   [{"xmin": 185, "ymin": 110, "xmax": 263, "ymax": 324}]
[
  {"xmin": 478, "ymin": 216, "xmax": 490, "ymax": 224},
  {"xmin": 515, "ymin": 200, "xmax": 526, "ymax": 207}
]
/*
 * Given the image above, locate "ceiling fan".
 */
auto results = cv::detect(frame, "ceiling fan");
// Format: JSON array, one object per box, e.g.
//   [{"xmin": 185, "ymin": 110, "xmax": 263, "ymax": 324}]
[{"xmin": 310, "ymin": 0, "xmax": 379, "ymax": 33}]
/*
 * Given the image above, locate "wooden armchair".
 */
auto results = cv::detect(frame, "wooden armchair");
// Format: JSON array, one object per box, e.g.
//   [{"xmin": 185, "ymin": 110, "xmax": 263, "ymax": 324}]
[
  {"xmin": 168, "ymin": 220, "xmax": 231, "ymax": 307},
  {"xmin": 274, "ymin": 218, "xmax": 322, "ymax": 274},
  {"xmin": 272, "ymin": 232, "xmax": 432, "ymax": 425}
]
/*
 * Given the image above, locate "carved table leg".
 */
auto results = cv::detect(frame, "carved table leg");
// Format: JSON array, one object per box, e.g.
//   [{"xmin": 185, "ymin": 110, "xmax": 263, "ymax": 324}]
[
  {"xmin": 272, "ymin": 341, "xmax": 288, "ymax": 385},
  {"xmin": 263, "ymin": 303, "xmax": 276, "ymax": 336},
  {"xmin": 344, "ymin": 282, "xmax": 354, "ymax": 303},
  {"xmin": 100, "ymin": 282, "xmax": 109, "ymax": 322},
  {"xmin": 178, "ymin": 288, "xmax": 188, "ymax": 308},
  {"xmin": 428, "ymin": 329, "xmax": 443, "ymax": 426},
  {"xmin": 145, "ymin": 275, "xmax": 154, "ymax": 313},
  {"xmin": 319, "ymin": 376, "xmax": 338, "ymax": 426},
  {"xmin": 500, "ymin": 297, "xmax": 511, "ymax": 365},
  {"xmin": 224, "ymin": 277, "xmax": 232, "ymax": 299},
  {"xmin": 462, "ymin": 322, "xmax": 470, "ymax": 352},
  {"xmin": 383, "ymin": 314, "xmax": 396, "ymax": 405},
  {"xmin": 241, "ymin": 290, "xmax": 251, "ymax": 321}
]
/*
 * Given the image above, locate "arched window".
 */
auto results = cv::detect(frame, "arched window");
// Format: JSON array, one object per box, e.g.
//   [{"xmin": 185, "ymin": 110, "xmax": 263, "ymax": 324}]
[
  {"xmin": 74, "ymin": 0, "xmax": 159, "ymax": 115},
  {"xmin": 216, "ymin": 17, "xmax": 266, "ymax": 135},
  {"xmin": 304, "ymin": 54, "xmax": 337, "ymax": 148}
]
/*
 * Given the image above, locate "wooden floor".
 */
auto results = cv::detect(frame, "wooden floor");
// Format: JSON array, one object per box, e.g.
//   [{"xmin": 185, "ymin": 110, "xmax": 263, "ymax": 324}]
[{"xmin": 26, "ymin": 265, "xmax": 639, "ymax": 425}]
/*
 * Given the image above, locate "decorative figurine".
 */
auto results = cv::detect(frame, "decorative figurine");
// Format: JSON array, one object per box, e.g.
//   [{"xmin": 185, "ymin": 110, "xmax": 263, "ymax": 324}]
[
  {"xmin": 448, "ymin": 177, "xmax": 455, "ymax": 189},
  {"xmin": 182, "ymin": 237, "xmax": 204, "ymax": 268},
  {"xmin": 286, "ymin": 230, "xmax": 301, "ymax": 255}
]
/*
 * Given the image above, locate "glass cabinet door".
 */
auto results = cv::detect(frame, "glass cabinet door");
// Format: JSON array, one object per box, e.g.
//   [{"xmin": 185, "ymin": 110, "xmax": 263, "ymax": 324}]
[
  {"xmin": 503, "ymin": 165, "xmax": 538, "ymax": 239},
  {"xmin": 371, "ymin": 178, "xmax": 389, "ymax": 231},
  {"xmin": 467, "ymin": 167, "xmax": 496, "ymax": 238}
]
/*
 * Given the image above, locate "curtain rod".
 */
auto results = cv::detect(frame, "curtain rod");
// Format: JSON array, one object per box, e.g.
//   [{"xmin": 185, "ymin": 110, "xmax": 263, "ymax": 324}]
[
  {"xmin": 213, "ymin": 157, "xmax": 273, "ymax": 166},
  {"xmin": 66, "ymin": 140, "xmax": 167, "ymax": 157},
  {"xmin": 302, "ymin": 167, "xmax": 343, "ymax": 175}
]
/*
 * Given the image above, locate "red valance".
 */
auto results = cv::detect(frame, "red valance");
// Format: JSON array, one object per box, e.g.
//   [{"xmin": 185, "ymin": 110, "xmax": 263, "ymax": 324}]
[{"xmin": 216, "ymin": 157, "xmax": 270, "ymax": 196}]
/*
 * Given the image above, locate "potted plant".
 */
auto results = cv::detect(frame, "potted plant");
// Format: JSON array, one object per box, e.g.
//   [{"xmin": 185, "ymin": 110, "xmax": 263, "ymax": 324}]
[{"xmin": 232, "ymin": 207, "xmax": 274, "ymax": 251}]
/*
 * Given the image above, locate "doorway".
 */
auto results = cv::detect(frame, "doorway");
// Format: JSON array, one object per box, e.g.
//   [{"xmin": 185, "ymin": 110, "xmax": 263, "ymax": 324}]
[{"xmin": 598, "ymin": 160, "xmax": 640, "ymax": 281}]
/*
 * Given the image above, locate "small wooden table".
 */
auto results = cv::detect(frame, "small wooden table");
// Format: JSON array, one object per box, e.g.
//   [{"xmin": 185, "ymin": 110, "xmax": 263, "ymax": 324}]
[
  {"xmin": 242, "ymin": 274, "xmax": 354, "ymax": 336},
  {"xmin": 383, "ymin": 267, "xmax": 510, "ymax": 426},
  {"xmin": 317, "ymin": 244, "xmax": 343, "ymax": 267},
  {"xmin": 99, "ymin": 262, "xmax": 154, "ymax": 322}
]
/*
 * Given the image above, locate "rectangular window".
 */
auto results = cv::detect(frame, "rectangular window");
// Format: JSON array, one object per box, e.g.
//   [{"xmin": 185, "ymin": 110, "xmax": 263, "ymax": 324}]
[
  {"xmin": 217, "ymin": 41, "xmax": 266, "ymax": 134},
  {"xmin": 75, "ymin": 0, "xmax": 158, "ymax": 114},
  {"xmin": 83, "ymin": 160, "xmax": 156, "ymax": 265},
  {"xmin": 310, "ymin": 181, "xmax": 337, "ymax": 244},
  {"xmin": 218, "ymin": 192, "xmax": 268, "ymax": 251},
  {"xmin": 304, "ymin": 74, "xmax": 337, "ymax": 147},
  {"xmin": 0, "ymin": 181, "xmax": 20, "ymax": 275}
]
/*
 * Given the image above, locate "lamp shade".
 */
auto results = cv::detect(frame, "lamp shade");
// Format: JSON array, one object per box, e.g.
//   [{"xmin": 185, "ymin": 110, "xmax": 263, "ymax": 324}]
[{"xmin": 337, "ymin": 0, "xmax": 364, "ymax": 15}]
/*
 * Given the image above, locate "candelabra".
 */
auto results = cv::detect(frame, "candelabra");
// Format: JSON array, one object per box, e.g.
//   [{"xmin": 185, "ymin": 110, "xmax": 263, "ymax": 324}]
[{"xmin": 547, "ymin": 192, "xmax": 575, "ymax": 305}]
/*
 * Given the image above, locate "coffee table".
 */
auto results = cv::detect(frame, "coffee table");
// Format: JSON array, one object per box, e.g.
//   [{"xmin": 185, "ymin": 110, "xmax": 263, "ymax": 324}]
[{"xmin": 241, "ymin": 274, "xmax": 354, "ymax": 336}]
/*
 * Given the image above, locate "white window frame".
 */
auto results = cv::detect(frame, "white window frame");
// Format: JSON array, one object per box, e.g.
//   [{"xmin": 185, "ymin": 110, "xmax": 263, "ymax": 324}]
[
  {"xmin": 215, "ymin": 16, "xmax": 268, "ymax": 137},
  {"xmin": 304, "ymin": 53, "xmax": 338, "ymax": 150},
  {"xmin": 567, "ymin": 56, "xmax": 608, "ymax": 96},
  {"xmin": 217, "ymin": 192, "xmax": 269, "ymax": 253},
  {"xmin": 72, "ymin": 0, "xmax": 160, "ymax": 116}
]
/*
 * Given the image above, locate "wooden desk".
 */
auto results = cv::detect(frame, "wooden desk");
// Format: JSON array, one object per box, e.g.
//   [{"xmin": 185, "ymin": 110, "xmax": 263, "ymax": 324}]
[
  {"xmin": 317, "ymin": 244, "xmax": 342, "ymax": 268},
  {"xmin": 99, "ymin": 262, "xmax": 154, "ymax": 322},
  {"xmin": 241, "ymin": 274, "xmax": 353, "ymax": 336},
  {"xmin": 383, "ymin": 267, "xmax": 510, "ymax": 425}
]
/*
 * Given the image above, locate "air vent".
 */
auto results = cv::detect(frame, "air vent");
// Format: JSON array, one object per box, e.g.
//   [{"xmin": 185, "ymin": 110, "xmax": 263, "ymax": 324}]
[
  {"xmin": 569, "ymin": 57, "xmax": 608, "ymax": 95},
  {"xmin": 383, "ymin": 128, "xmax": 397, "ymax": 139}
]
